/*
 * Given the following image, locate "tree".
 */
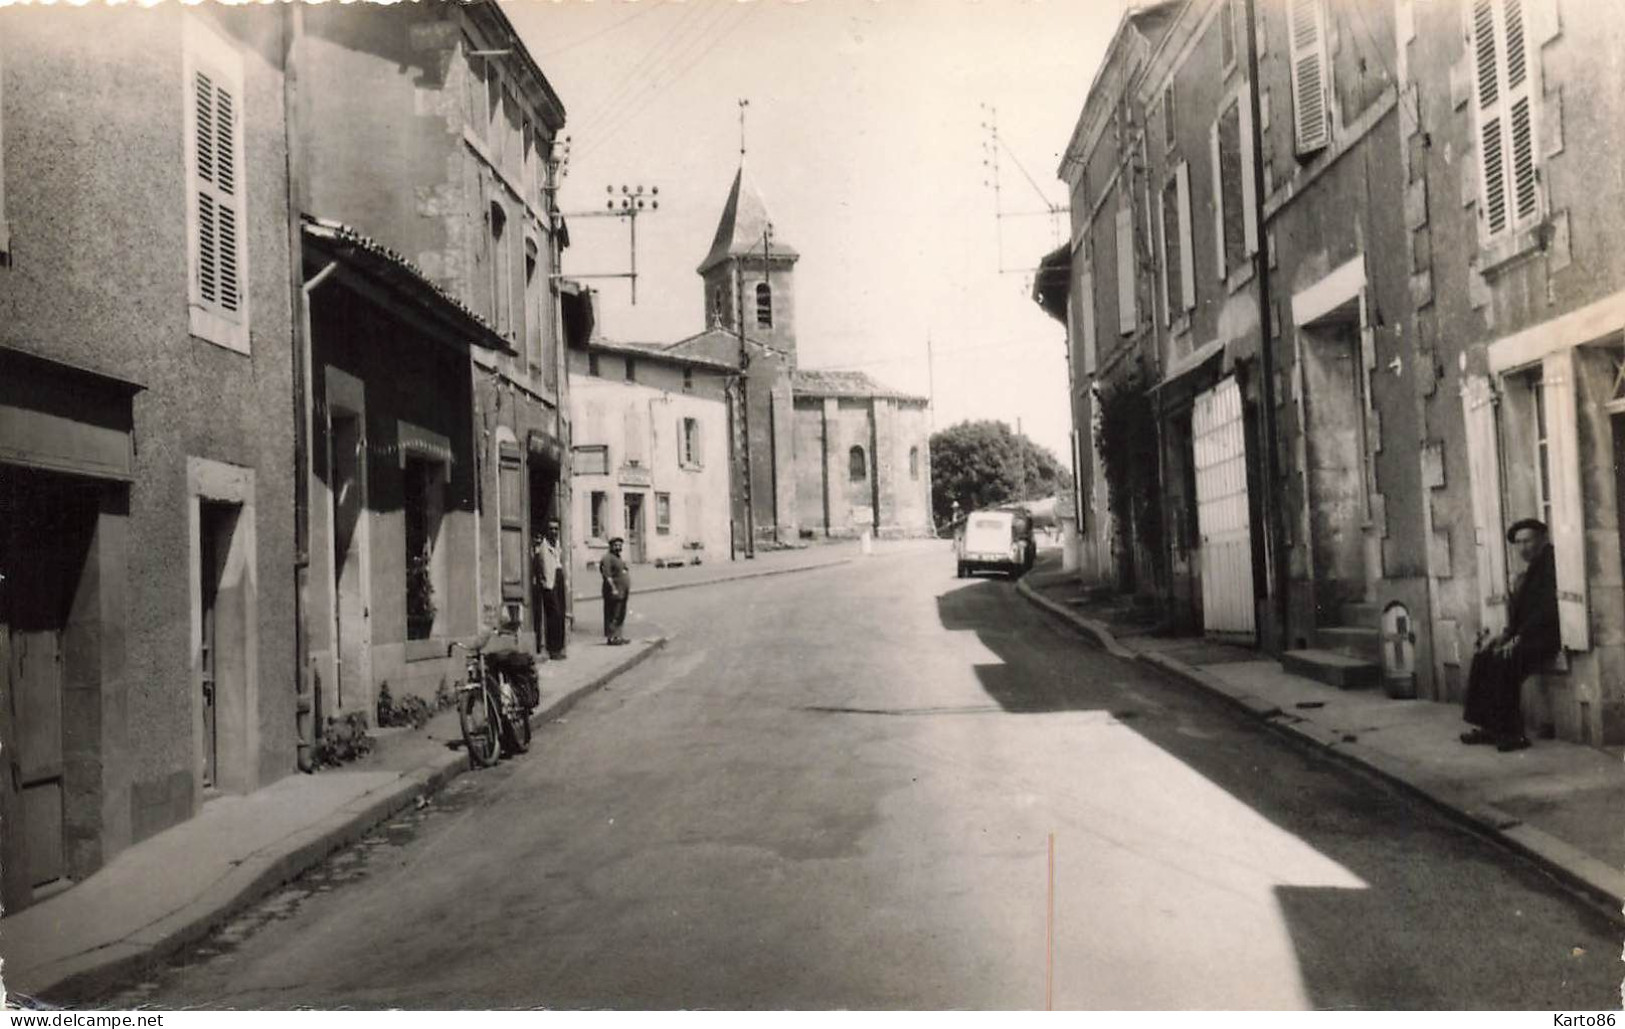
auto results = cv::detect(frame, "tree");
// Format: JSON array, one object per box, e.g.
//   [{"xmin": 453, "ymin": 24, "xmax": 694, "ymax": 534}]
[{"xmin": 929, "ymin": 420, "xmax": 1072, "ymax": 529}]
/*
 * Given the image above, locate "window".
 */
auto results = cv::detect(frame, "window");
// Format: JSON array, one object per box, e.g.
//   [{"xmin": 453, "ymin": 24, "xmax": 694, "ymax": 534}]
[
  {"xmin": 1220, "ymin": 0, "xmax": 1239, "ymax": 72},
  {"xmin": 524, "ymin": 237, "xmax": 540, "ymax": 369},
  {"xmin": 1288, "ymin": 0, "xmax": 1330, "ymax": 155},
  {"xmin": 575, "ymin": 444, "xmax": 609, "ymax": 475},
  {"xmin": 711, "ymin": 287, "xmax": 725, "ymax": 327},
  {"xmin": 1115, "ymin": 207, "xmax": 1136, "ymax": 335},
  {"xmin": 1471, "ymin": 0, "xmax": 1541, "ymax": 242},
  {"xmin": 756, "ymin": 282, "xmax": 773, "ymax": 328},
  {"xmin": 403, "ymin": 456, "xmax": 446, "ymax": 640},
  {"xmin": 499, "ymin": 444, "xmax": 524, "ymax": 600},
  {"xmin": 589, "ymin": 490, "xmax": 609, "ymax": 539},
  {"xmin": 679, "ymin": 417, "xmax": 702, "ymax": 468},
  {"xmin": 624, "ymin": 357, "xmax": 637, "ymax": 383},
  {"xmin": 489, "ymin": 201, "xmax": 511, "ymax": 337},
  {"xmin": 655, "ymin": 492, "xmax": 672, "ymax": 535},
  {"xmin": 683, "ymin": 367, "xmax": 694, "ymax": 392},
  {"xmin": 588, "ymin": 353, "xmax": 600, "ymax": 377},
  {"xmin": 909, "ymin": 446, "xmax": 920, "ymax": 480},
  {"xmin": 849, "ymin": 445, "xmax": 867, "ymax": 483},
  {"xmin": 1210, "ymin": 100, "xmax": 1258, "ymax": 279},
  {"xmin": 464, "ymin": 38, "xmax": 487, "ymax": 144},
  {"xmin": 184, "ymin": 16, "xmax": 249, "ymax": 352},
  {"xmin": 1161, "ymin": 86, "xmax": 1177, "ymax": 153}
]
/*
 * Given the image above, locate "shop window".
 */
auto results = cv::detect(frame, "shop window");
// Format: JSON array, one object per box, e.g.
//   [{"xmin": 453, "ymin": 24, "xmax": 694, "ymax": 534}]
[{"xmin": 403, "ymin": 456, "xmax": 446, "ymax": 640}]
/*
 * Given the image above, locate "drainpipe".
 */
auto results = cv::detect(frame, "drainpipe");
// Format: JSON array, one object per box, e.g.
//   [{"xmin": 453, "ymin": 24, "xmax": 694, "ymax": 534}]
[
  {"xmin": 1243, "ymin": 0, "xmax": 1289, "ymax": 653},
  {"xmin": 284, "ymin": 4, "xmax": 337, "ymax": 772}
]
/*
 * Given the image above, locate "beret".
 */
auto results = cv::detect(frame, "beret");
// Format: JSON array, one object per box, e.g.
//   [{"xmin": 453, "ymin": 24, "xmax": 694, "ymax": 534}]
[{"xmin": 1506, "ymin": 518, "xmax": 1548, "ymax": 543}]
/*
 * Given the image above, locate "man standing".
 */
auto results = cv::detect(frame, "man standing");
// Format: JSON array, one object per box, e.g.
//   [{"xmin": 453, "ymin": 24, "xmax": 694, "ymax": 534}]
[
  {"xmin": 600, "ymin": 536, "xmax": 631, "ymax": 645},
  {"xmin": 534, "ymin": 519, "xmax": 567, "ymax": 660},
  {"xmin": 1460, "ymin": 518, "xmax": 1561, "ymax": 752}
]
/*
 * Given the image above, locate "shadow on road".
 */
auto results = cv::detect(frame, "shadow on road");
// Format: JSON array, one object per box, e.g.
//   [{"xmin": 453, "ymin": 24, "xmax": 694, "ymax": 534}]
[{"xmin": 934, "ymin": 576, "xmax": 1618, "ymax": 1010}]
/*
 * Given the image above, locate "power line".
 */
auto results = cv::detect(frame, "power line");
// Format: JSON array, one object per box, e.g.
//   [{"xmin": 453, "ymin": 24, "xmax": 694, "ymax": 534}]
[
  {"xmin": 566, "ymin": 1, "xmax": 715, "ymax": 140},
  {"xmin": 575, "ymin": 2, "xmax": 761, "ymax": 162},
  {"xmin": 536, "ymin": 1, "xmax": 664, "ymax": 59}
]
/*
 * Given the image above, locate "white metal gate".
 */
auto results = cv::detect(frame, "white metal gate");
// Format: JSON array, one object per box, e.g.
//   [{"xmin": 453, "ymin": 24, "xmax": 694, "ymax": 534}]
[{"xmin": 1193, "ymin": 376, "xmax": 1256, "ymax": 636}]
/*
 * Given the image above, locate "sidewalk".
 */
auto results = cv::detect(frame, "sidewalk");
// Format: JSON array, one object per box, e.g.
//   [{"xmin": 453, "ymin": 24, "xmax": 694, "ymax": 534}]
[
  {"xmin": 569, "ymin": 535, "xmax": 940, "ymax": 602},
  {"xmin": 1, "ymin": 633, "xmax": 668, "ymax": 1005},
  {"xmin": 1018, "ymin": 566, "xmax": 1625, "ymax": 925}
]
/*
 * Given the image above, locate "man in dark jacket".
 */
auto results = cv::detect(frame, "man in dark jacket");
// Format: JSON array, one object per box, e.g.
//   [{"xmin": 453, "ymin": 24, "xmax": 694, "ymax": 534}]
[
  {"xmin": 1460, "ymin": 518, "xmax": 1561, "ymax": 752},
  {"xmin": 600, "ymin": 537, "xmax": 631, "ymax": 645}
]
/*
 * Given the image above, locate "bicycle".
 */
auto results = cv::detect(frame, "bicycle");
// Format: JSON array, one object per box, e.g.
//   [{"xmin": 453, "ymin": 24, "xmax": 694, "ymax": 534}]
[{"xmin": 449, "ymin": 633, "xmax": 535, "ymax": 768}]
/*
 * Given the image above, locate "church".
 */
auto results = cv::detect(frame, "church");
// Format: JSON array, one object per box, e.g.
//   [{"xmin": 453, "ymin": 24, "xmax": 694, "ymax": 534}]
[{"xmin": 656, "ymin": 163, "xmax": 936, "ymax": 546}]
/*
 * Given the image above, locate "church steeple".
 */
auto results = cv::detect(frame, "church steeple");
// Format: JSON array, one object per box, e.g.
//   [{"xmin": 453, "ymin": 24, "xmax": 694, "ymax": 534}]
[{"xmin": 696, "ymin": 163, "xmax": 799, "ymax": 276}]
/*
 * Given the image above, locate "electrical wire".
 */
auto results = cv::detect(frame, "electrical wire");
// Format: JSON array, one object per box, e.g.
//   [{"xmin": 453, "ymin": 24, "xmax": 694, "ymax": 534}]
[
  {"xmin": 568, "ymin": 0, "xmax": 736, "ymax": 144},
  {"xmin": 536, "ymin": 0, "xmax": 665, "ymax": 59},
  {"xmin": 565, "ymin": 1, "xmax": 715, "ymax": 141},
  {"xmin": 575, "ymin": 1, "xmax": 762, "ymax": 162}
]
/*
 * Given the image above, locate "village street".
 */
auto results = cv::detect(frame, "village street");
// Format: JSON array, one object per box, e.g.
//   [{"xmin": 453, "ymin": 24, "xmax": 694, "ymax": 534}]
[{"xmin": 106, "ymin": 546, "xmax": 1618, "ymax": 1010}]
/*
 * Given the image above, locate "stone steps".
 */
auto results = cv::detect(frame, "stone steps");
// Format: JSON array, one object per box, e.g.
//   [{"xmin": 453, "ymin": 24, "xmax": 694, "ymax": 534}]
[{"xmin": 1281, "ymin": 648, "xmax": 1381, "ymax": 690}]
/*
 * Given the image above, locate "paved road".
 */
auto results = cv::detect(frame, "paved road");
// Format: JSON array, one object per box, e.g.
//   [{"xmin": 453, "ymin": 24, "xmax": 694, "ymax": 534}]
[{"xmin": 106, "ymin": 547, "xmax": 1618, "ymax": 1009}]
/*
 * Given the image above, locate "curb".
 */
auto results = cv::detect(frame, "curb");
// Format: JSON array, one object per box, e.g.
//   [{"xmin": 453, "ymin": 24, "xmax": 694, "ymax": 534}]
[
  {"xmin": 571, "ymin": 557, "xmax": 854, "ymax": 604},
  {"xmin": 1014, "ymin": 580, "xmax": 1625, "ymax": 929},
  {"xmin": 36, "ymin": 638, "xmax": 670, "ymax": 1004}
]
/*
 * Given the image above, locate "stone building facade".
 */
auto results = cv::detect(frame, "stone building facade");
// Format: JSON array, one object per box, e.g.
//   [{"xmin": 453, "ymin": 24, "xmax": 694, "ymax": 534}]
[{"xmin": 1041, "ymin": 0, "xmax": 1624, "ymax": 744}]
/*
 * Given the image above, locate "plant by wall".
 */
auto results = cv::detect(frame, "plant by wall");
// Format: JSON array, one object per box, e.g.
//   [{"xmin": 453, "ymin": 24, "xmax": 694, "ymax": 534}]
[{"xmin": 319, "ymin": 712, "xmax": 374, "ymax": 768}]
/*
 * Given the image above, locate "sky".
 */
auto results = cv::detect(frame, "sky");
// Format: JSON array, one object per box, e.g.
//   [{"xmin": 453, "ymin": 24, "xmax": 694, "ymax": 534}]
[{"xmin": 505, "ymin": 0, "xmax": 1124, "ymax": 464}]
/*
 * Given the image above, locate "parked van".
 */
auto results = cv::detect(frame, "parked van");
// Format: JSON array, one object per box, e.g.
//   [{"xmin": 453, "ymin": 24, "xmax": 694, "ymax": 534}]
[{"xmin": 955, "ymin": 508, "xmax": 1035, "ymax": 580}]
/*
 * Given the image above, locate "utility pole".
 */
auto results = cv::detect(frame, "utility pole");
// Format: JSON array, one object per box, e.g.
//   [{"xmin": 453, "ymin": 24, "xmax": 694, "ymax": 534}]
[
  {"xmin": 1244, "ymin": 0, "xmax": 1288, "ymax": 652},
  {"xmin": 735, "ymin": 257, "xmax": 756, "ymax": 559},
  {"xmin": 555, "ymin": 183, "xmax": 659, "ymax": 304}
]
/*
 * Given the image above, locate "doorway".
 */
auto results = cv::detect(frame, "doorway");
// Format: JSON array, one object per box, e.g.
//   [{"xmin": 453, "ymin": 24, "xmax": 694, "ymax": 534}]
[
  {"xmin": 623, "ymin": 492, "xmax": 646, "ymax": 563},
  {"xmin": 329, "ymin": 408, "xmax": 371, "ymax": 710},
  {"xmin": 1, "ymin": 468, "xmax": 100, "ymax": 903},
  {"xmin": 197, "ymin": 501, "xmax": 243, "ymax": 792},
  {"xmin": 1299, "ymin": 318, "xmax": 1370, "ymax": 623}
]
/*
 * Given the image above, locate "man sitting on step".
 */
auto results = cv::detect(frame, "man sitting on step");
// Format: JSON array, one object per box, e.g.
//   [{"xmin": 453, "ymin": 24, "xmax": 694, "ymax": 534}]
[{"xmin": 1460, "ymin": 518, "xmax": 1560, "ymax": 753}]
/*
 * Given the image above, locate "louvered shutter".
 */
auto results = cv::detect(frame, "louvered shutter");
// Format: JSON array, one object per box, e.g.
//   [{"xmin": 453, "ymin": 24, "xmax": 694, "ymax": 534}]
[
  {"xmin": 1288, "ymin": 0, "xmax": 1330, "ymax": 154},
  {"xmin": 192, "ymin": 66, "xmax": 242, "ymax": 319},
  {"xmin": 1156, "ymin": 186, "xmax": 1171, "ymax": 327},
  {"xmin": 1462, "ymin": 375, "xmax": 1509, "ymax": 634},
  {"xmin": 1540, "ymin": 350, "xmax": 1589, "ymax": 650},
  {"xmin": 1176, "ymin": 163, "xmax": 1196, "ymax": 310},
  {"xmin": 694, "ymin": 418, "xmax": 705, "ymax": 467},
  {"xmin": 1473, "ymin": 0, "xmax": 1540, "ymax": 240},
  {"xmin": 1115, "ymin": 207, "xmax": 1136, "ymax": 335}
]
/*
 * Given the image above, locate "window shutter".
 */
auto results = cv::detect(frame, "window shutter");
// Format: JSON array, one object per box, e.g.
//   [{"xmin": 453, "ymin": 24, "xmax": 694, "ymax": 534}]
[
  {"xmin": 1080, "ymin": 268, "xmax": 1097, "ymax": 373},
  {"xmin": 185, "ymin": 18, "xmax": 248, "ymax": 349},
  {"xmin": 1502, "ymin": 0, "xmax": 1540, "ymax": 226},
  {"xmin": 677, "ymin": 418, "xmax": 686, "ymax": 464},
  {"xmin": 1462, "ymin": 375, "xmax": 1509, "ymax": 634},
  {"xmin": 1239, "ymin": 90, "xmax": 1258, "ymax": 255},
  {"xmin": 1115, "ymin": 207, "xmax": 1136, "ymax": 335},
  {"xmin": 694, "ymin": 420, "xmax": 704, "ymax": 466},
  {"xmin": 1176, "ymin": 162, "xmax": 1196, "ymax": 310},
  {"xmin": 1156, "ymin": 190, "xmax": 1171, "ymax": 327},
  {"xmin": 1472, "ymin": 0, "xmax": 1509, "ymax": 236},
  {"xmin": 1540, "ymin": 350, "xmax": 1589, "ymax": 650},
  {"xmin": 1288, "ymin": 0, "xmax": 1330, "ymax": 154},
  {"xmin": 1210, "ymin": 123, "xmax": 1225, "ymax": 279}
]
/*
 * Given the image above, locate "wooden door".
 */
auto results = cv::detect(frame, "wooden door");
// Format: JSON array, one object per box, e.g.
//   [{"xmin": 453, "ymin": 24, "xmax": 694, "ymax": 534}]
[{"xmin": 11, "ymin": 629, "xmax": 65, "ymax": 889}]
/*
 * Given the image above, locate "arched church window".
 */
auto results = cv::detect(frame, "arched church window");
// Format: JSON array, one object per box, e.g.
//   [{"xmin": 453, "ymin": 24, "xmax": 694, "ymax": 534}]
[
  {"xmin": 849, "ymin": 445, "xmax": 867, "ymax": 483},
  {"xmin": 756, "ymin": 282, "xmax": 773, "ymax": 328},
  {"xmin": 909, "ymin": 446, "xmax": 920, "ymax": 480},
  {"xmin": 712, "ymin": 287, "xmax": 725, "ymax": 327}
]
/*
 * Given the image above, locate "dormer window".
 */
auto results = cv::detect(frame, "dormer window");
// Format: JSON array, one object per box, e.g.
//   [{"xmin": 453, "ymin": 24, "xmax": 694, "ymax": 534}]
[{"xmin": 755, "ymin": 282, "xmax": 773, "ymax": 328}]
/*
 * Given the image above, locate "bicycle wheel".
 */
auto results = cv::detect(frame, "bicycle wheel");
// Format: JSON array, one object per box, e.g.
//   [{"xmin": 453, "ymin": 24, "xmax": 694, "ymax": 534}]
[
  {"xmin": 497, "ymin": 673, "xmax": 532, "ymax": 755},
  {"xmin": 459, "ymin": 685, "xmax": 501, "ymax": 768}
]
